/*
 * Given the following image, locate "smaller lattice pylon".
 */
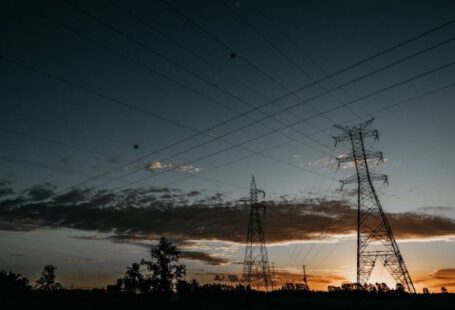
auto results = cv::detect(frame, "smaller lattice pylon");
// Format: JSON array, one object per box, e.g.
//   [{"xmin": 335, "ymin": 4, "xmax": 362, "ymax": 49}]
[{"xmin": 242, "ymin": 176, "xmax": 273, "ymax": 291}]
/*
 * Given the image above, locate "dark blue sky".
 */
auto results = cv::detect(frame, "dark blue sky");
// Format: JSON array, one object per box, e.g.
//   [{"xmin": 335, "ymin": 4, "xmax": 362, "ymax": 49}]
[
  {"xmin": 1, "ymin": 0, "xmax": 455, "ymax": 208},
  {"xmin": 2, "ymin": 0, "xmax": 455, "ymax": 290}
]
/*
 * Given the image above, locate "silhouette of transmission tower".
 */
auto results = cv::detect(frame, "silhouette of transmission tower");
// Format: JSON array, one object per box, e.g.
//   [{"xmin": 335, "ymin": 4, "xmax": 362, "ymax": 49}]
[
  {"xmin": 334, "ymin": 119, "xmax": 416, "ymax": 293},
  {"xmin": 242, "ymin": 176, "xmax": 274, "ymax": 291}
]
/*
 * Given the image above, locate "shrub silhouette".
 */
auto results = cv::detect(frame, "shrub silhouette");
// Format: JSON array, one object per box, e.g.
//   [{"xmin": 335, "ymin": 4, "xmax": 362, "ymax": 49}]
[{"xmin": 0, "ymin": 270, "xmax": 31, "ymax": 293}]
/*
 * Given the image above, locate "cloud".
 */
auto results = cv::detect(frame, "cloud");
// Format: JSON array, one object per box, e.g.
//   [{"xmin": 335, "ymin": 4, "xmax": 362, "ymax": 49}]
[
  {"xmin": 213, "ymin": 273, "xmax": 240, "ymax": 282},
  {"xmin": 415, "ymin": 269, "xmax": 455, "ymax": 290},
  {"xmin": 69, "ymin": 234, "xmax": 230, "ymax": 266},
  {"xmin": 307, "ymin": 157, "xmax": 338, "ymax": 169},
  {"xmin": 25, "ymin": 183, "xmax": 56, "ymax": 201},
  {"xmin": 181, "ymin": 251, "xmax": 230, "ymax": 265},
  {"xmin": 307, "ymin": 156, "xmax": 388, "ymax": 170},
  {"xmin": 0, "ymin": 180, "xmax": 14, "ymax": 198},
  {"xmin": 416, "ymin": 206, "xmax": 455, "ymax": 220},
  {"xmin": 272, "ymin": 270, "xmax": 347, "ymax": 287},
  {"xmin": 175, "ymin": 164, "xmax": 203, "ymax": 174},
  {"xmin": 65, "ymin": 258, "xmax": 106, "ymax": 264},
  {"xmin": 187, "ymin": 190, "xmax": 202, "ymax": 197},
  {"xmin": 1, "ymin": 184, "xmax": 454, "ymax": 244},
  {"xmin": 145, "ymin": 160, "xmax": 203, "ymax": 174},
  {"xmin": 53, "ymin": 188, "xmax": 91, "ymax": 205},
  {"xmin": 146, "ymin": 160, "xmax": 173, "ymax": 170}
]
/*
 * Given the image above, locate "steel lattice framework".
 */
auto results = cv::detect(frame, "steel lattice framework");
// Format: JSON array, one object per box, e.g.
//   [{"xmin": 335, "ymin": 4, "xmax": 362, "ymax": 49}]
[
  {"xmin": 334, "ymin": 119, "xmax": 416, "ymax": 293},
  {"xmin": 242, "ymin": 176, "xmax": 274, "ymax": 291}
]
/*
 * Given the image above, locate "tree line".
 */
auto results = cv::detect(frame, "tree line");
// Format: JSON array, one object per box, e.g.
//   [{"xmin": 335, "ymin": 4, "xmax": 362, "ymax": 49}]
[{"xmin": 0, "ymin": 237, "xmax": 450, "ymax": 295}]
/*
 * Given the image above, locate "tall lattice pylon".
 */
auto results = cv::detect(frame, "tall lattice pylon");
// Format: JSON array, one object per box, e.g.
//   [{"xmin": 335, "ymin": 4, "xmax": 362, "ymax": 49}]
[
  {"xmin": 334, "ymin": 119, "xmax": 416, "ymax": 293},
  {"xmin": 242, "ymin": 176, "xmax": 273, "ymax": 291}
]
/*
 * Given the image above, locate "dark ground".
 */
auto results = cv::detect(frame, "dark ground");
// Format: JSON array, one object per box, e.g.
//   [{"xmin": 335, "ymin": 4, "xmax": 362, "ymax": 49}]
[{"xmin": 2, "ymin": 290, "xmax": 454, "ymax": 310}]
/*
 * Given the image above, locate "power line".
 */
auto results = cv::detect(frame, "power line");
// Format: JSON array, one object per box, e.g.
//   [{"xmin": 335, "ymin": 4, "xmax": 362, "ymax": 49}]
[
  {"xmin": 0, "ymin": 54, "xmax": 202, "ymax": 136},
  {"xmin": 3, "ymin": 49, "xmax": 451, "ymax": 196},
  {"xmin": 106, "ymin": 0, "xmax": 336, "ymax": 152},
  {"xmin": 0, "ymin": 243, "xmax": 126, "ymax": 265},
  {"xmin": 313, "ymin": 241, "xmax": 341, "ymax": 270},
  {"xmin": 305, "ymin": 243, "xmax": 324, "ymax": 267},
  {"xmin": 0, "ymin": 53, "xmax": 329, "ymax": 198},
  {"xmin": 0, "ymin": 104, "xmax": 155, "ymax": 152},
  {"xmin": 162, "ymin": 75, "xmax": 455, "ymax": 191},
  {"xmin": 0, "ymin": 153, "xmax": 247, "ymax": 192},
  {"xmin": 4, "ymin": 6, "xmax": 454, "ymax": 195},
  {"xmin": 7, "ymin": 21, "xmax": 455, "ymax": 184},
  {"xmin": 0, "ymin": 155, "xmax": 92, "ymax": 178},
  {"xmin": 0, "ymin": 126, "xmax": 120, "ymax": 160},
  {"xmin": 107, "ymin": 0, "xmax": 274, "ymax": 103},
  {"xmin": 0, "ymin": 233, "xmax": 147, "ymax": 258},
  {"xmin": 79, "ymin": 32, "xmax": 455, "ymax": 190},
  {"xmin": 14, "ymin": 0, "xmax": 327, "ymax": 157},
  {"xmin": 219, "ymin": 0, "xmax": 362, "ymax": 122},
  {"xmin": 162, "ymin": 0, "xmax": 342, "ymax": 126},
  {"xmin": 13, "ymin": 0, "xmax": 334, "ymax": 187},
  {"xmin": 160, "ymin": 139, "xmax": 297, "ymax": 187},
  {"xmin": 302, "ymin": 243, "xmax": 315, "ymax": 264},
  {"xmin": 56, "ymin": 0, "xmax": 242, "ymax": 116},
  {"xmin": 248, "ymin": 0, "xmax": 374, "ymax": 119},
  {"xmin": 57, "ymin": 0, "xmax": 333, "ymax": 154},
  {"xmin": 162, "ymin": 0, "xmax": 455, "ymax": 122},
  {"xmin": 108, "ymin": 60, "xmax": 455, "ymax": 191},
  {"xmin": 74, "ymin": 39, "xmax": 455, "ymax": 192}
]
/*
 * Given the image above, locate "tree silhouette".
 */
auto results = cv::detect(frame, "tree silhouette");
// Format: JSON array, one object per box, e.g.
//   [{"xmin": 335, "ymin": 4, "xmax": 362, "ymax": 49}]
[
  {"xmin": 395, "ymin": 283, "xmax": 406, "ymax": 293},
  {"xmin": 141, "ymin": 237, "xmax": 185, "ymax": 293},
  {"xmin": 35, "ymin": 265, "xmax": 62, "ymax": 291},
  {"xmin": 0, "ymin": 270, "xmax": 30, "ymax": 293},
  {"xmin": 375, "ymin": 282, "xmax": 390, "ymax": 293},
  {"xmin": 117, "ymin": 262, "xmax": 150, "ymax": 294},
  {"xmin": 281, "ymin": 282, "xmax": 308, "ymax": 291}
]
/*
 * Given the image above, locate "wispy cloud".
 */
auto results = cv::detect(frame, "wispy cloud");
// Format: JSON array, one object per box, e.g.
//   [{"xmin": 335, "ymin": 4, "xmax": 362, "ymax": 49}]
[
  {"xmin": 0, "ymin": 180, "xmax": 14, "ymax": 198},
  {"xmin": 307, "ymin": 155, "xmax": 389, "ymax": 170},
  {"xmin": 146, "ymin": 160, "xmax": 173, "ymax": 170},
  {"xmin": 145, "ymin": 160, "xmax": 203, "ymax": 174},
  {"xmin": 65, "ymin": 258, "xmax": 106, "ymax": 264},
  {"xmin": 415, "ymin": 269, "xmax": 455, "ymax": 291},
  {"xmin": 181, "ymin": 251, "xmax": 230, "ymax": 266}
]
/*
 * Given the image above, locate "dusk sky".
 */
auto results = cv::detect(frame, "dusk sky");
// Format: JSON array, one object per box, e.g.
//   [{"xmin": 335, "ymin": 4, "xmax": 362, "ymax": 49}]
[{"xmin": 1, "ymin": 0, "xmax": 455, "ymax": 292}]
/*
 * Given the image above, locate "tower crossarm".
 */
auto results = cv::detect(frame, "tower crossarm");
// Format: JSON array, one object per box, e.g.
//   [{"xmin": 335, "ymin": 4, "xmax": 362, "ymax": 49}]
[
  {"xmin": 368, "ymin": 173, "xmax": 388, "ymax": 184},
  {"xmin": 333, "ymin": 119, "xmax": 378, "ymax": 146},
  {"xmin": 340, "ymin": 173, "xmax": 388, "ymax": 190},
  {"xmin": 339, "ymin": 174, "xmax": 358, "ymax": 190},
  {"xmin": 337, "ymin": 151, "xmax": 384, "ymax": 165}
]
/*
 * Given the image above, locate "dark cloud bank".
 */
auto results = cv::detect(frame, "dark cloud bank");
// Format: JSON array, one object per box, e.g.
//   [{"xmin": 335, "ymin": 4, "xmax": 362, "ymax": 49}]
[{"xmin": 0, "ymin": 183, "xmax": 455, "ymax": 243}]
